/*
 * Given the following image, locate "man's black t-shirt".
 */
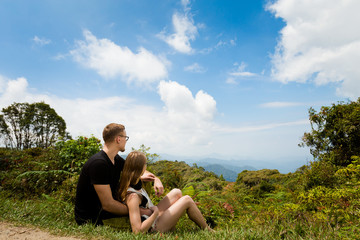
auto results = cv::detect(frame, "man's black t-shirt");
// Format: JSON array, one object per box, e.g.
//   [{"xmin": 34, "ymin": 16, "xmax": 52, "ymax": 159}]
[{"xmin": 74, "ymin": 150, "xmax": 125, "ymax": 225}]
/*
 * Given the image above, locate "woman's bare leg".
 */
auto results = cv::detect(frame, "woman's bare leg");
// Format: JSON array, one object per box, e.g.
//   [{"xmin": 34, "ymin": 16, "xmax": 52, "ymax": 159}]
[
  {"xmin": 156, "ymin": 188, "xmax": 182, "ymax": 214},
  {"xmin": 154, "ymin": 195, "xmax": 211, "ymax": 232}
]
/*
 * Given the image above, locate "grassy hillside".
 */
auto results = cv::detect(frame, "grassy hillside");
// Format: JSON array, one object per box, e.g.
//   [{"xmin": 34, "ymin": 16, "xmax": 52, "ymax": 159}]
[{"xmin": 1, "ymin": 142, "xmax": 360, "ymax": 239}]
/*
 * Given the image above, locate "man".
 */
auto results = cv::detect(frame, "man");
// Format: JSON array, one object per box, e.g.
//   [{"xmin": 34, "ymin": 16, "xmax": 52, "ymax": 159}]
[{"xmin": 74, "ymin": 123, "xmax": 164, "ymax": 225}]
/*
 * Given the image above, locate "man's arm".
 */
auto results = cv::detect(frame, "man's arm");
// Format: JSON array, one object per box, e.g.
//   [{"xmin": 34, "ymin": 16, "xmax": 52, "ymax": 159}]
[
  {"xmin": 94, "ymin": 184, "xmax": 153, "ymax": 216},
  {"xmin": 140, "ymin": 170, "xmax": 164, "ymax": 196},
  {"xmin": 94, "ymin": 184, "xmax": 128, "ymax": 215}
]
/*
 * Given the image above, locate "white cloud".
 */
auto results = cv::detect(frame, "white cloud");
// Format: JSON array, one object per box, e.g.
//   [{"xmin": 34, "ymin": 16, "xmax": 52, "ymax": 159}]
[
  {"xmin": 215, "ymin": 39, "xmax": 237, "ymax": 49},
  {"xmin": 184, "ymin": 62, "xmax": 206, "ymax": 73},
  {"xmin": 0, "ymin": 75, "xmax": 6, "ymax": 93},
  {"xmin": 53, "ymin": 53, "xmax": 67, "ymax": 61},
  {"xmin": 0, "ymin": 76, "xmax": 218, "ymax": 154},
  {"xmin": 158, "ymin": 80, "xmax": 217, "ymax": 123},
  {"xmin": 0, "ymin": 76, "xmax": 140, "ymax": 140},
  {"xmin": 32, "ymin": 36, "xmax": 51, "ymax": 46},
  {"xmin": 215, "ymin": 119, "xmax": 308, "ymax": 133},
  {"xmin": 181, "ymin": 0, "xmax": 190, "ymax": 9},
  {"xmin": 230, "ymin": 71, "xmax": 256, "ymax": 77},
  {"xmin": 70, "ymin": 30, "xmax": 168, "ymax": 85},
  {"xmin": 0, "ymin": 76, "xmax": 310, "ymax": 164},
  {"xmin": 268, "ymin": 0, "xmax": 360, "ymax": 99},
  {"xmin": 260, "ymin": 101, "xmax": 304, "ymax": 108},
  {"xmin": 158, "ymin": 1, "xmax": 198, "ymax": 54},
  {"xmin": 226, "ymin": 77, "xmax": 237, "ymax": 85},
  {"xmin": 199, "ymin": 36, "xmax": 237, "ymax": 54},
  {"xmin": 0, "ymin": 76, "xmax": 31, "ymax": 103},
  {"xmin": 230, "ymin": 62, "xmax": 256, "ymax": 77},
  {"xmin": 226, "ymin": 62, "xmax": 256, "ymax": 84}
]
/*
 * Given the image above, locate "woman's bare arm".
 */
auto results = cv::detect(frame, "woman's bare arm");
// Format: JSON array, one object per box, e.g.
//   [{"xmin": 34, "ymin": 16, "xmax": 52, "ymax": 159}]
[{"xmin": 127, "ymin": 193, "xmax": 159, "ymax": 233}]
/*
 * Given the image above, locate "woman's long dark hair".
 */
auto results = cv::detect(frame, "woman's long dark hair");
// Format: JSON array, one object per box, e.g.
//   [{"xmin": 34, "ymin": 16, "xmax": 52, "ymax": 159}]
[{"xmin": 118, "ymin": 151, "xmax": 147, "ymax": 202}]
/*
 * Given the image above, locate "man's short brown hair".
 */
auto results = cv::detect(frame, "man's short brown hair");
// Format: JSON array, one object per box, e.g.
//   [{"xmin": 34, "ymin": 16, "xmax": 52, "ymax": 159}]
[{"xmin": 103, "ymin": 123, "xmax": 125, "ymax": 143}]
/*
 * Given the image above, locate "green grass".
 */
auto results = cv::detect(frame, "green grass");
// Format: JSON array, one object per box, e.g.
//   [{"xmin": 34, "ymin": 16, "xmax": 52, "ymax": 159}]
[
  {"xmin": 0, "ymin": 192, "xmax": 235, "ymax": 240},
  {"xmin": 2, "ymin": 191, "xmax": 359, "ymax": 240}
]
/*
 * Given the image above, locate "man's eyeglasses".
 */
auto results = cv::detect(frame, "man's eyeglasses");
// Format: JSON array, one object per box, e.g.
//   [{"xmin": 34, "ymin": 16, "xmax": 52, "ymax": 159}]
[{"xmin": 119, "ymin": 135, "xmax": 129, "ymax": 141}]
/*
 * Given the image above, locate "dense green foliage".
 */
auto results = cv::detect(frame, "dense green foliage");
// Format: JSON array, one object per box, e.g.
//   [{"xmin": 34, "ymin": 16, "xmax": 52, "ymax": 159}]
[
  {"xmin": 150, "ymin": 160, "xmax": 225, "ymax": 191},
  {"xmin": 0, "ymin": 135, "xmax": 101, "ymax": 200},
  {"xmin": 300, "ymin": 98, "xmax": 360, "ymax": 166},
  {"xmin": 56, "ymin": 135, "xmax": 102, "ymax": 173},
  {"xmin": 0, "ymin": 102, "xmax": 69, "ymax": 149},
  {"xmin": 0, "ymin": 146, "xmax": 66, "ymax": 198}
]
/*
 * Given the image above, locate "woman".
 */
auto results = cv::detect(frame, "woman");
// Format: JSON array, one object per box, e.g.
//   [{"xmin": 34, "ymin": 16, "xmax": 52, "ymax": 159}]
[{"xmin": 118, "ymin": 151, "xmax": 213, "ymax": 234}]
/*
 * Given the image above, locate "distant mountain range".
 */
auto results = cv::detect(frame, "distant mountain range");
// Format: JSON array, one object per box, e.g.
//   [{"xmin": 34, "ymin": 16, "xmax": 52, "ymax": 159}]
[
  {"xmin": 182, "ymin": 158, "xmax": 257, "ymax": 182},
  {"xmin": 159, "ymin": 155, "xmax": 308, "ymax": 181},
  {"xmin": 196, "ymin": 163, "xmax": 256, "ymax": 182},
  {"xmin": 123, "ymin": 153, "xmax": 309, "ymax": 182}
]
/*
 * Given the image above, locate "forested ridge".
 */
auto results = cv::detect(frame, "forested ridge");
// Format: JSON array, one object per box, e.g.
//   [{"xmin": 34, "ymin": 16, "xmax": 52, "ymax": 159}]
[{"xmin": 1, "ymin": 99, "xmax": 360, "ymax": 239}]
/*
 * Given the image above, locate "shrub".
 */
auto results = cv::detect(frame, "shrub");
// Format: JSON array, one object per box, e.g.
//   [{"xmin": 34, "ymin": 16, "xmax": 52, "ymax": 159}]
[
  {"xmin": 236, "ymin": 169, "xmax": 282, "ymax": 187},
  {"xmin": 336, "ymin": 155, "xmax": 360, "ymax": 184},
  {"xmin": 53, "ymin": 175, "xmax": 79, "ymax": 203},
  {"xmin": 305, "ymin": 160, "xmax": 337, "ymax": 189},
  {"xmin": 0, "ymin": 148, "xmax": 29, "ymax": 171},
  {"xmin": 196, "ymin": 193, "xmax": 235, "ymax": 228},
  {"xmin": 151, "ymin": 160, "xmax": 226, "ymax": 192},
  {"xmin": 0, "ymin": 147, "xmax": 62, "ymax": 195},
  {"xmin": 14, "ymin": 170, "xmax": 73, "ymax": 197},
  {"xmin": 56, "ymin": 136, "xmax": 102, "ymax": 173}
]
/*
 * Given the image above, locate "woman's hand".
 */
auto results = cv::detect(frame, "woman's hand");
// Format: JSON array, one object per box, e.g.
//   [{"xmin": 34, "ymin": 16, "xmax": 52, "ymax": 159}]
[
  {"xmin": 139, "ymin": 208, "xmax": 153, "ymax": 216},
  {"xmin": 150, "ymin": 206, "xmax": 159, "ymax": 216}
]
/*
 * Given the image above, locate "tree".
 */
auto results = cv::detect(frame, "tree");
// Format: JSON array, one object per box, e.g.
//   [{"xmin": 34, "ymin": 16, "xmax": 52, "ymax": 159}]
[
  {"xmin": 132, "ymin": 144, "xmax": 160, "ymax": 164},
  {"xmin": 0, "ymin": 102, "xmax": 69, "ymax": 149},
  {"xmin": 300, "ymin": 98, "xmax": 360, "ymax": 166},
  {"xmin": 31, "ymin": 102, "xmax": 68, "ymax": 148},
  {"xmin": 0, "ymin": 103, "xmax": 33, "ymax": 149}
]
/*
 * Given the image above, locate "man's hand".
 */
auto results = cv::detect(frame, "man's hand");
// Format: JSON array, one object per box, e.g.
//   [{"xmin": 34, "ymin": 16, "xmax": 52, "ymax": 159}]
[
  {"xmin": 154, "ymin": 177, "xmax": 164, "ymax": 196},
  {"xmin": 140, "ymin": 171, "xmax": 156, "ymax": 182},
  {"xmin": 140, "ymin": 170, "xmax": 164, "ymax": 196}
]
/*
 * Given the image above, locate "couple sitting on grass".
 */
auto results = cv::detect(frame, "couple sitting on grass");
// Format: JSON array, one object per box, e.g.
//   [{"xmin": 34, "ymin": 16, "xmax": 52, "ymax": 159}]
[{"xmin": 74, "ymin": 123, "xmax": 213, "ymax": 233}]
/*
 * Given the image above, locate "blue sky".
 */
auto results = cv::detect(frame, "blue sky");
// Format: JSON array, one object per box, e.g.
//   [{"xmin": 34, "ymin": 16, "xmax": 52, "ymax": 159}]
[{"xmin": 1, "ymin": 0, "xmax": 359, "ymax": 172}]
